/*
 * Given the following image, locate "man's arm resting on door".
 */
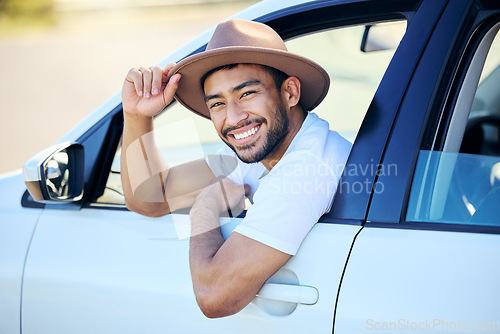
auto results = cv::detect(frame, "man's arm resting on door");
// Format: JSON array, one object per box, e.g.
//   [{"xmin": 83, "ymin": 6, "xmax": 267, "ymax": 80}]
[{"xmin": 189, "ymin": 179, "xmax": 291, "ymax": 318}]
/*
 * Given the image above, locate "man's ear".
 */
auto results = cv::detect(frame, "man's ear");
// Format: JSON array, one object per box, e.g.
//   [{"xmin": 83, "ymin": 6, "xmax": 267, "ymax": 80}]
[{"xmin": 282, "ymin": 76, "xmax": 301, "ymax": 108}]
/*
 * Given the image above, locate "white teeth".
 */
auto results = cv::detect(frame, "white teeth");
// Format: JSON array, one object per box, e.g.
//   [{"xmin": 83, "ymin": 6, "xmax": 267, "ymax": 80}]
[{"xmin": 234, "ymin": 126, "xmax": 259, "ymax": 140}]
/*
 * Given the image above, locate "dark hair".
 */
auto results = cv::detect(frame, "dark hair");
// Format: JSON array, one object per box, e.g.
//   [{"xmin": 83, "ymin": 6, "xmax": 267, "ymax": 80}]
[{"xmin": 200, "ymin": 63, "xmax": 289, "ymax": 92}]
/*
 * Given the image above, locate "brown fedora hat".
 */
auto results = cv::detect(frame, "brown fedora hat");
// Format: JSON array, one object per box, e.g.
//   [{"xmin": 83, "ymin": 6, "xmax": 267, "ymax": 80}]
[{"xmin": 168, "ymin": 19, "xmax": 330, "ymax": 119}]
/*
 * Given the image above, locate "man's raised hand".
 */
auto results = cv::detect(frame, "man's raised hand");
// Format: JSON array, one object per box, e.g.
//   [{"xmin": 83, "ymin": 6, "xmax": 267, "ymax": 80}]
[{"xmin": 122, "ymin": 63, "xmax": 181, "ymax": 117}]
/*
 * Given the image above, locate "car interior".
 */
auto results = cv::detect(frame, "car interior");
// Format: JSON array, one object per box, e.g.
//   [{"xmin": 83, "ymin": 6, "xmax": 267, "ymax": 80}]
[
  {"xmin": 461, "ymin": 65, "xmax": 500, "ymax": 157},
  {"xmin": 458, "ymin": 30, "xmax": 500, "ymax": 225}
]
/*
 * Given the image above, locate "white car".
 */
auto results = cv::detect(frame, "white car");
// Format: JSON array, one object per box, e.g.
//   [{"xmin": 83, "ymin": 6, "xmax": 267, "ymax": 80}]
[{"xmin": 1, "ymin": 0, "xmax": 499, "ymax": 333}]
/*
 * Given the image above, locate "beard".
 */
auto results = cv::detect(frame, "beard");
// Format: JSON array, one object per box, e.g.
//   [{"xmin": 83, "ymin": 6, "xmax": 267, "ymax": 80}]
[{"xmin": 221, "ymin": 99, "xmax": 289, "ymax": 164}]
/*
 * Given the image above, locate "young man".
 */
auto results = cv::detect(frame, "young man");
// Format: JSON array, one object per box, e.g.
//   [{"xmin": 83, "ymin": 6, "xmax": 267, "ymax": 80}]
[{"xmin": 121, "ymin": 19, "xmax": 351, "ymax": 318}]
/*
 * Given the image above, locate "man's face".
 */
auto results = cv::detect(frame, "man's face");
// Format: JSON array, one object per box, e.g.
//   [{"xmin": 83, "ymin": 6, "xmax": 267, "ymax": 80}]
[{"xmin": 203, "ymin": 64, "xmax": 289, "ymax": 164}]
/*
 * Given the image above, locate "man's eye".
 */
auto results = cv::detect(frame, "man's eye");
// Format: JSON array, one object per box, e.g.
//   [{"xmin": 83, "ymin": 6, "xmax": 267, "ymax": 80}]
[
  {"xmin": 210, "ymin": 102, "xmax": 224, "ymax": 109},
  {"xmin": 241, "ymin": 91, "xmax": 256, "ymax": 99}
]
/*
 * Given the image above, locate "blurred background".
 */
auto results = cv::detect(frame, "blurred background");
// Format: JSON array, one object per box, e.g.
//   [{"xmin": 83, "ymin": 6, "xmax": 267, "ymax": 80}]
[{"xmin": 0, "ymin": 0, "xmax": 258, "ymax": 175}]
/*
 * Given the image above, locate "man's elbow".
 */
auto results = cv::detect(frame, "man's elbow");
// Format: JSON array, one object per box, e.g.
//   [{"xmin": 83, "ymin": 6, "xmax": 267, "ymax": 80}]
[
  {"xmin": 195, "ymin": 291, "xmax": 244, "ymax": 319},
  {"xmin": 199, "ymin": 305, "xmax": 231, "ymax": 319},
  {"xmin": 124, "ymin": 198, "xmax": 171, "ymax": 217}
]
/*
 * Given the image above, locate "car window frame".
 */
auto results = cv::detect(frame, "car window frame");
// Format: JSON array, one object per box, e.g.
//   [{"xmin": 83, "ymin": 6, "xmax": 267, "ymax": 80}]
[
  {"xmin": 23, "ymin": 0, "xmax": 423, "ymax": 216},
  {"xmin": 327, "ymin": 0, "xmax": 443, "ymax": 223},
  {"xmin": 365, "ymin": 0, "xmax": 500, "ymax": 234},
  {"xmin": 442, "ymin": 22, "xmax": 500, "ymax": 153},
  {"xmin": 404, "ymin": 20, "xmax": 500, "ymax": 230},
  {"xmin": 99, "ymin": 2, "xmax": 420, "ymax": 214}
]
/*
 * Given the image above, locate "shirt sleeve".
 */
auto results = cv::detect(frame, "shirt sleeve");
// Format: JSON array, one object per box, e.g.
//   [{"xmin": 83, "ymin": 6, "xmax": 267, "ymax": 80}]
[{"xmin": 233, "ymin": 150, "xmax": 341, "ymax": 255}]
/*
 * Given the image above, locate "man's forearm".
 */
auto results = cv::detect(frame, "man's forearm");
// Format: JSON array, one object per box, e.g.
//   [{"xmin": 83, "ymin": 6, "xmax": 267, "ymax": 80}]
[
  {"xmin": 189, "ymin": 203, "xmax": 233, "ymax": 317},
  {"xmin": 189, "ymin": 204, "xmax": 224, "ymax": 277},
  {"xmin": 121, "ymin": 112, "xmax": 170, "ymax": 216},
  {"xmin": 121, "ymin": 110, "xmax": 217, "ymax": 216}
]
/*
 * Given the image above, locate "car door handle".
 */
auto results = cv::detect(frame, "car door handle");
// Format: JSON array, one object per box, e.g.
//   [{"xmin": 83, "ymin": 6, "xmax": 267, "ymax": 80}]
[{"xmin": 256, "ymin": 283, "xmax": 319, "ymax": 305}]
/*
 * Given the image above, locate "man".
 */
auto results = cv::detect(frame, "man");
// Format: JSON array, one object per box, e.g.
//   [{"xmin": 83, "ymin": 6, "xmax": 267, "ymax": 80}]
[{"xmin": 121, "ymin": 19, "xmax": 351, "ymax": 318}]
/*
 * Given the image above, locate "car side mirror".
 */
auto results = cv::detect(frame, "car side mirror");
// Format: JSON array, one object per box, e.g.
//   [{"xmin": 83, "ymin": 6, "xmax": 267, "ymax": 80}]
[{"xmin": 22, "ymin": 142, "xmax": 85, "ymax": 203}]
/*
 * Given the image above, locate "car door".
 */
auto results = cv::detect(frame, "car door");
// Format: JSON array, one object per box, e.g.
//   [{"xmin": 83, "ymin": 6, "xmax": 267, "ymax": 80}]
[
  {"xmin": 20, "ymin": 1, "xmax": 420, "ymax": 333},
  {"xmin": 334, "ymin": 0, "xmax": 500, "ymax": 332}
]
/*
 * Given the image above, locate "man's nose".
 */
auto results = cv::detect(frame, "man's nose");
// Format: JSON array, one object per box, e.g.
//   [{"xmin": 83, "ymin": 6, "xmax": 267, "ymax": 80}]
[{"xmin": 225, "ymin": 100, "xmax": 249, "ymax": 126}]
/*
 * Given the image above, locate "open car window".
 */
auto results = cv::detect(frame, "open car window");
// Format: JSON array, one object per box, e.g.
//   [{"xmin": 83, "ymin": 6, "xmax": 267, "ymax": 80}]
[{"xmin": 94, "ymin": 20, "xmax": 407, "ymax": 208}]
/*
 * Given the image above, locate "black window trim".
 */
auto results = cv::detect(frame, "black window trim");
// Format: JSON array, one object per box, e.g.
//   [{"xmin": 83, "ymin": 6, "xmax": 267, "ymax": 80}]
[
  {"xmin": 424, "ymin": 11, "xmax": 500, "ymax": 152},
  {"xmin": 365, "ymin": 221, "xmax": 500, "ymax": 235},
  {"xmin": 365, "ymin": 0, "xmax": 494, "ymax": 227},
  {"xmin": 371, "ymin": 6, "xmax": 500, "ymax": 234},
  {"xmin": 399, "ymin": 12, "xmax": 500, "ymax": 233}
]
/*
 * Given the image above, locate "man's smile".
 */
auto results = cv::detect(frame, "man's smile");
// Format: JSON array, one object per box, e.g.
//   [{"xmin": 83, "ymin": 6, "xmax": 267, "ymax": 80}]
[
  {"xmin": 226, "ymin": 123, "xmax": 262, "ymax": 145},
  {"xmin": 232, "ymin": 125, "xmax": 261, "ymax": 140}
]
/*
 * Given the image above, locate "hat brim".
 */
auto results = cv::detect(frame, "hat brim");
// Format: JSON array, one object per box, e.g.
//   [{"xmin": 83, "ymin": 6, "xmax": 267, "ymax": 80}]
[{"xmin": 168, "ymin": 46, "xmax": 330, "ymax": 119}]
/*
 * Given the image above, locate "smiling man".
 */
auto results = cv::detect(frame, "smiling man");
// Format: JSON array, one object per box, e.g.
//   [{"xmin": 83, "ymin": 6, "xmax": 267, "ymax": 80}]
[
  {"xmin": 203, "ymin": 63, "xmax": 301, "ymax": 168},
  {"xmin": 121, "ymin": 19, "xmax": 351, "ymax": 318}
]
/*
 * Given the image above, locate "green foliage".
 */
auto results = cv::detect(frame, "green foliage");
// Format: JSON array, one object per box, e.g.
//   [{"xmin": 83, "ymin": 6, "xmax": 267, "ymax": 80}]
[
  {"xmin": 0, "ymin": 0, "xmax": 54, "ymax": 30},
  {"xmin": 1, "ymin": 0, "xmax": 53, "ymax": 16}
]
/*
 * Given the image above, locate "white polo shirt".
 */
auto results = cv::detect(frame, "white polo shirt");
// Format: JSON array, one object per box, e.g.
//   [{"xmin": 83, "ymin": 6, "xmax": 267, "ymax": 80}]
[{"xmin": 209, "ymin": 112, "xmax": 352, "ymax": 255}]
